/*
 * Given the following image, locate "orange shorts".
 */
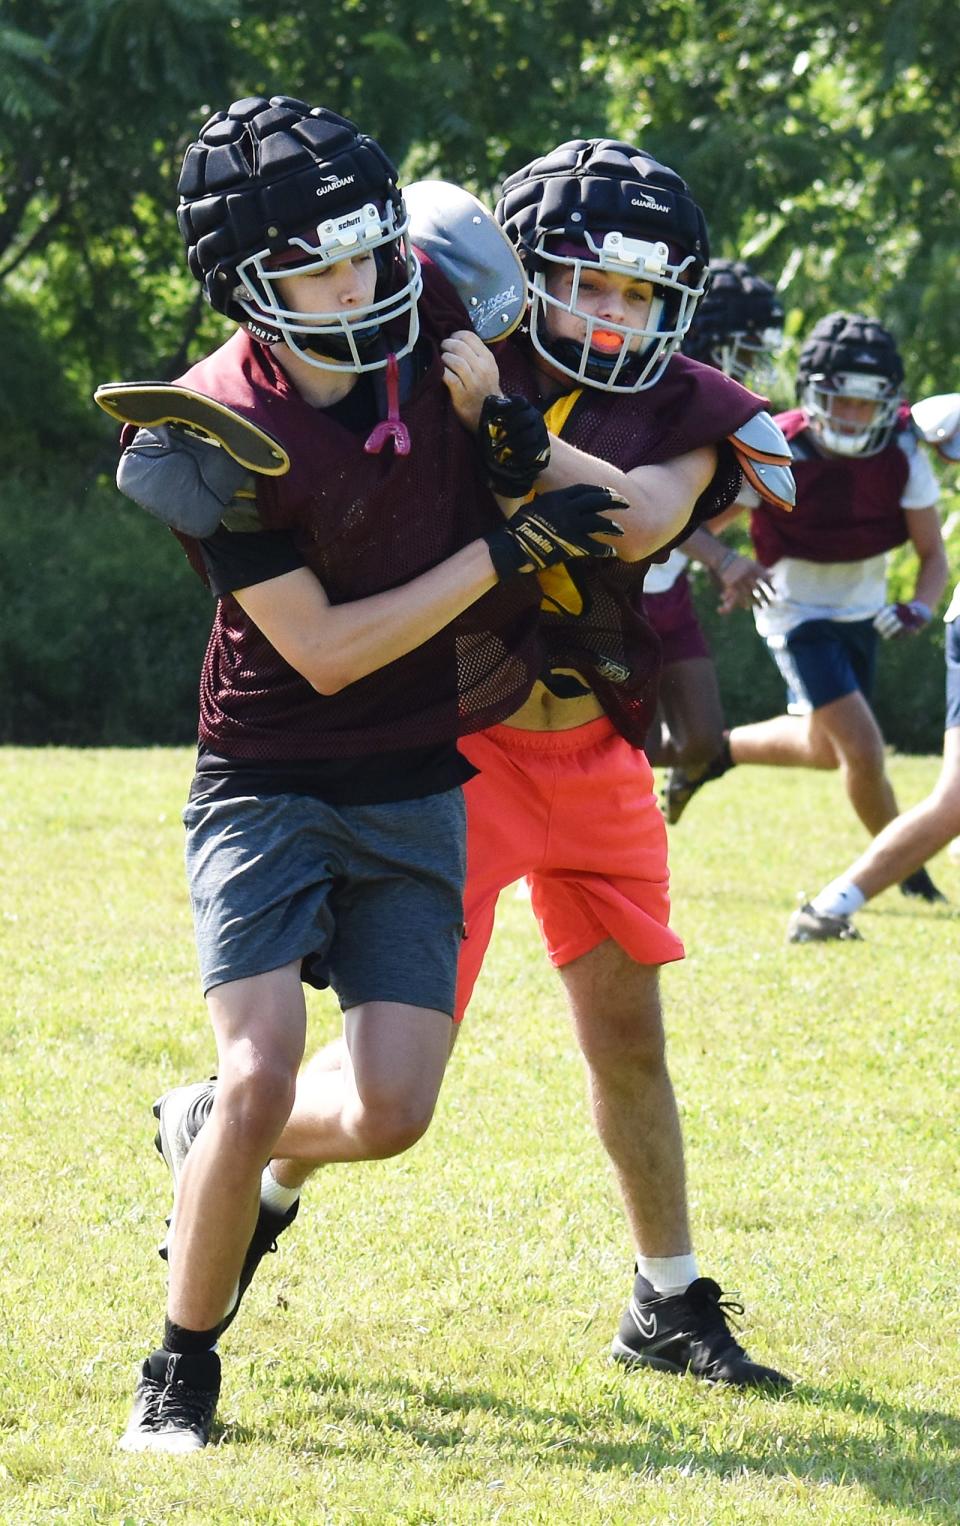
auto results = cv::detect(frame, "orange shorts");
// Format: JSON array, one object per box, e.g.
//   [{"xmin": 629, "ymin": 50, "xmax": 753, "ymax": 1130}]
[{"xmin": 455, "ymin": 716, "xmax": 684, "ymax": 1020}]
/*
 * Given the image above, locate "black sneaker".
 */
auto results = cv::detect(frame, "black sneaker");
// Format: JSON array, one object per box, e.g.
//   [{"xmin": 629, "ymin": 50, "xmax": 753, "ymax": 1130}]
[
  {"xmin": 660, "ymin": 740, "xmax": 733, "ymax": 825},
  {"xmin": 899, "ymin": 867, "xmax": 948, "ymax": 904},
  {"xmin": 218, "ymin": 1196, "xmax": 300, "ymax": 1336},
  {"xmin": 786, "ymin": 902, "xmax": 863, "ymax": 943},
  {"xmin": 118, "ymin": 1348, "xmax": 220, "ymax": 1453},
  {"xmin": 611, "ymin": 1274, "xmax": 792, "ymax": 1390}
]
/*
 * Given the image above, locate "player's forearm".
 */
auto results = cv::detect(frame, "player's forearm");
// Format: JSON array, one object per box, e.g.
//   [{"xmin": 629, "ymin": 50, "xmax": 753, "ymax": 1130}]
[
  {"xmin": 265, "ymin": 540, "xmax": 500, "ymax": 694},
  {"xmin": 537, "ymin": 435, "xmax": 691, "ymax": 560},
  {"xmin": 912, "ymin": 545, "xmax": 948, "ymax": 613},
  {"xmin": 681, "ymin": 526, "xmax": 729, "ymax": 572}
]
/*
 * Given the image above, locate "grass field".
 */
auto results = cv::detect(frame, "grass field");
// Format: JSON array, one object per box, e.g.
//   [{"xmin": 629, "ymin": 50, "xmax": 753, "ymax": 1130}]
[{"xmin": 1, "ymin": 746, "xmax": 958, "ymax": 1525}]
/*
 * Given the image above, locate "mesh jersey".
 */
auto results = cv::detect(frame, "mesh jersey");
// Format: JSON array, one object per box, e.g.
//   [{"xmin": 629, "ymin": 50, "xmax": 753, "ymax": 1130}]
[
  {"xmin": 496, "ymin": 341, "xmax": 767, "ymax": 745},
  {"xmin": 163, "ymin": 260, "xmax": 543, "ymax": 759},
  {"xmin": 751, "ymin": 410, "xmax": 913, "ymax": 567}
]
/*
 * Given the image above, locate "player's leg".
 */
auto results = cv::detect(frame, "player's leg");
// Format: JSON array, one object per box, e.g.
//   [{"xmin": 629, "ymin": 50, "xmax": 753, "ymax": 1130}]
[
  {"xmin": 559, "ymin": 945, "xmax": 690, "ymax": 1256},
  {"xmin": 530, "ymin": 723, "xmax": 790, "ymax": 1387},
  {"xmin": 121, "ymin": 962, "xmax": 306, "ymax": 1453}
]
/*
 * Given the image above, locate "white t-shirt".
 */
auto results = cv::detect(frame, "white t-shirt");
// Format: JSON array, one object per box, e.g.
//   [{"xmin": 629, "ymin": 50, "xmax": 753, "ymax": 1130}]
[
  {"xmin": 755, "ymin": 432, "xmax": 940, "ymax": 639},
  {"xmin": 644, "ymin": 547, "xmax": 689, "ymax": 594},
  {"xmin": 944, "ymin": 582, "xmax": 960, "ymax": 624}
]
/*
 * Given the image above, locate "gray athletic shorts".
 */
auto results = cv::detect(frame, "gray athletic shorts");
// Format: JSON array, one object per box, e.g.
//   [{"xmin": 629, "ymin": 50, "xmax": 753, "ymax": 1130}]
[{"xmin": 183, "ymin": 787, "xmax": 467, "ymax": 1013}]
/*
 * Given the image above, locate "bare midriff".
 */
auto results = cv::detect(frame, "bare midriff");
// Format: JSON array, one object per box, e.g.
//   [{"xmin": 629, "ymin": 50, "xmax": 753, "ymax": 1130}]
[{"xmin": 501, "ymin": 677, "xmax": 604, "ymax": 731}]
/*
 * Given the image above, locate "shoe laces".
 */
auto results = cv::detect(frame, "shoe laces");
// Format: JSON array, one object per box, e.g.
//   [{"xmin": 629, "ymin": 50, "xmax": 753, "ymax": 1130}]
[
  {"xmin": 683, "ymin": 1278, "xmax": 748, "ymax": 1361},
  {"xmin": 141, "ymin": 1374, "xmax": 215, "ymax": 1432}
]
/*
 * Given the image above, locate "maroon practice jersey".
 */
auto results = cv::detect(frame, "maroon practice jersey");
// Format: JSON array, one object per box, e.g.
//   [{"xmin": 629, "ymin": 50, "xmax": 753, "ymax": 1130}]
[
  {"xmin": 496, "ymin": 340, "xmax": 768, "ymax": 746},
  {"xmin": 165, "ymin": 260, "xmax": 543, "ymax": 760},
  {"xmin": 749, "ymin": 409, "xmax": 911, "ymax": 569}
]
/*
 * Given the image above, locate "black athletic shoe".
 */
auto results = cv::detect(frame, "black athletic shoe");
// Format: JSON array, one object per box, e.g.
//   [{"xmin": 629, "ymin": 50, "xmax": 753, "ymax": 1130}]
[
  {"xmin": 899, "ymin": 867, "xmax": 948, "ymax": 904},
  {"xmin": 118, "ymin": 1348, "xmax": 220, "ymax": 1453},
  {"xmin": 611, "ymin": 1273, "xmax": 792, "ymax": 1391},
  {"xmin": 217, "ymin": 1196, "xmax": 300, "ymax": 1336},
  {"xmin": 660, "ymin": 740, "xmax": 733, "ymax": 825}
]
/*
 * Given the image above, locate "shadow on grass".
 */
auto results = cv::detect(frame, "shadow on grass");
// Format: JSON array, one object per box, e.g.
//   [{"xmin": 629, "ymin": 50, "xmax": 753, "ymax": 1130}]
[{"xmin": 221, "ymin": 1369, "xmax": 960, "ymax": 1522}]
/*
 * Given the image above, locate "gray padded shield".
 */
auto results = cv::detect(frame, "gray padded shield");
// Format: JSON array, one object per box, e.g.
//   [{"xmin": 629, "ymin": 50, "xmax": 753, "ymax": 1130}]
[
  {"xmin": 404, "ymin": 180, "xmax": 527, "ymax": 342},
  {"xmin": 911, "ymin": 393, "xmax": 960, "ymax": 461},
  {"xmin": 117, "ymin": 426, "xmax": 255, "ymax": 537},
  {"xmin": 730, "ymin": 409, "xmax": 792, "ymax": 464}
]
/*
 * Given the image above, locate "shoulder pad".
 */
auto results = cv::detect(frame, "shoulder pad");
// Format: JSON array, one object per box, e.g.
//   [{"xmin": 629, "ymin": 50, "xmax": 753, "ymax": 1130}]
[
  {"xmin": 405, "ymin": 180, "xmax": 527, "ymax": 343},
  {"xmin": 94, "ymin": 383, "xmax": 289, "ymax": 475},
  {"xmin": 911, "ymin": 392, "xmax": 960, "ymax": 462},
  {"xmin": 728, "ymin": 410, "xmax": 795, "ymax": 510}
]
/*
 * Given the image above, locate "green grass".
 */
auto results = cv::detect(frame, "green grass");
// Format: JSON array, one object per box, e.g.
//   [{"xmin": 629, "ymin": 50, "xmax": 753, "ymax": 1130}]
[{"xmin": 1, "ymin": 747, "xmax": 958, "ymax": 1525}]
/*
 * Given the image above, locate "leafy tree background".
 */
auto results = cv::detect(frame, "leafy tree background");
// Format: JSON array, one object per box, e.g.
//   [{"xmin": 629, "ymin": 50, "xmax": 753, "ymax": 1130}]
[{"xmin": 2, "ymin": 0, "xmax": 958, "ymax": 744}]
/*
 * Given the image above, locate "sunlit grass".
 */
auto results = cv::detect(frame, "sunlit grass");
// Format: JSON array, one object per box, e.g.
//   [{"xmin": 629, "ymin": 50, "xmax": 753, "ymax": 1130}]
[{"xmin": 1, "ymin": 747, "xmax": 957, "ymax": 1524}]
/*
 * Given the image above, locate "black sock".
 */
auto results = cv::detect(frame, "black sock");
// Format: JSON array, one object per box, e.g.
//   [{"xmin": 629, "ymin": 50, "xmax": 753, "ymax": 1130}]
[{"xmin": 163, "ymin": 1316, "xmax": 221, "ymax": 1355}]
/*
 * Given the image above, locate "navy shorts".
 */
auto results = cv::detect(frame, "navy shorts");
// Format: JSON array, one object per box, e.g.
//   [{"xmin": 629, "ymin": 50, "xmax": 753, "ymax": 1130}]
[
  {"xmin": 765, "ymin": 617, "xmax": 878, "ymax": 716},
  {"xmin": 183, "ymin": 787, "xmax": 466, "ymax": 1014},
  {"xmin": 945, "ymin": 618, "xmax": 960, "ymax": 732}
]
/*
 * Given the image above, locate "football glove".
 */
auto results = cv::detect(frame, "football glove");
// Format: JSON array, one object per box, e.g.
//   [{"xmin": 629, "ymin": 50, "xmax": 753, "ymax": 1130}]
[
  {"xmin": 873, "ymin": 600, "xmax": 933, "ymax": 639},
  {"xmin": 486, "ymin": 485, "xmax": 626, "ymax": 580},
  {"xmin": 479, "ymin": 394, "xmax": 551, "ymax": 497}
]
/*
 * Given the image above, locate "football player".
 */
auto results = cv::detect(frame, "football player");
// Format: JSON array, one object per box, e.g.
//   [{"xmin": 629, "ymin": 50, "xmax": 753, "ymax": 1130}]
[
  {"xmin": 110, "ymin": 95, "xmax": 622, "ymax": 1453},
  {"xmin": 650, "ymin": 258, "xmax": 785, "ymax": 822},
  {"xmin": 673, "ymin": 313, "xmax": 949, "ymax": 906},
  {"xmin": 193, "ymin": 141, "xmax": 796, "ymax": 1390},
  {"xmin": 788, "ymin": 393, "xmax": 960, "ymax": 939}
]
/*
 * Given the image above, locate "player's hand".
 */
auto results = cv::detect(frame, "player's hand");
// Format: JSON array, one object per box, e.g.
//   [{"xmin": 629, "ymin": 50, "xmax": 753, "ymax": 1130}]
[
  {"xmin": 478, "ymin": 394, "xmax": 550, "ymax": 498},
  {"xmin": 713, "ymin": 550, "xmax": 775, "ymax": 614},
  {"xmin": 485, "ymin": 485, "xmax": 626, "ymax": 580},
  {"xmin": 441, "ymin": 330, "xmax": 501, "ymax": 430},
  {"xmin": 873, "ymin": 600, "xmax": 933, "ymax": 639}
]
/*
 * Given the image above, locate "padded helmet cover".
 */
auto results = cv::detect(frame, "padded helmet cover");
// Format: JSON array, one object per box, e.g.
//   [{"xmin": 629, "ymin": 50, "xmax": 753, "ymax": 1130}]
[
  {"xmin": 683, "ymin": 258, "xmax": 784, "ymax": 372},
  {"xmin": 797, "ymin": 312, "xmax": 904, "ymax": 456},
  {"xmin": 494, "ymin": 139, "xmax": 709, "ymax": 392}
]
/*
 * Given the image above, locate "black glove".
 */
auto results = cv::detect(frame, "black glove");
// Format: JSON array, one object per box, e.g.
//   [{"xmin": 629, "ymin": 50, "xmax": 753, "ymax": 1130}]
[
  {"xmin": 486, "ymin": 485, "xmax": 626, "ymax": 580},
  {"xmin": 479, "ymin": 393, "xmax": 551, "ymax": 497}
]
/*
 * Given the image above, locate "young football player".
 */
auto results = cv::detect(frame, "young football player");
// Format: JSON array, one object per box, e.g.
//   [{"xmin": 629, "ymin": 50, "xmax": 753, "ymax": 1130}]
[
  {"xmin": 649, "ymin": 258, "xmax": 784, "ymax": 822},
  {"xmin": 674, "ymin": 313, "xmax": 949, "ymax": 903},
  {"xmin": 164, "ymin": 140, "xmax": 797, "ymax": 1391},
  {"xmin": 109, "ymin": 95, "xmax": 623, "ymax": 1453},
  {"xmin": 788, "ymin": 394, "xmax": 960, "ymax": 939}
]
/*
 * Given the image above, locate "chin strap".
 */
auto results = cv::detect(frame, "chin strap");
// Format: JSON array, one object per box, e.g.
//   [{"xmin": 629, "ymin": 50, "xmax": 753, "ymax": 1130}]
[{"xmin": 364, "ymin": 353, "xmax": 412, "ymax": 456}]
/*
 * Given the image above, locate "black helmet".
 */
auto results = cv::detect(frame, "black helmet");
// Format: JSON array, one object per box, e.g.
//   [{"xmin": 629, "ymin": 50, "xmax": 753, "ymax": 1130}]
[
  {"xmin": 495, "ymin": 138, "xmax": 709, "ymax": 391},
  {"xmin": 797, "ymin": 312, "xmax": 904, "ymax": 456},
  {"xmin": 176, "ymin": 95, "xmax": 421, "ymax": 372},
  {"xmin": 682, "ymin": 258, "xmax": 784, "ymax": 384}
]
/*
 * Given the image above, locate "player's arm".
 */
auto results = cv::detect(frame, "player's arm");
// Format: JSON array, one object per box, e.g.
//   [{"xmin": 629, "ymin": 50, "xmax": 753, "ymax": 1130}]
[
  {"xmin": 680, "ymin": 524, "xmax": 773, "ymax": 610},
  {"xmin": 906, "ymin": 504, "xmax": 948, "ymax": 613},
  {"xmin": 535, "ymin": 434, "xmax": 717, "ymax": 562},
  {"xmin": 234, "ymin": 484, "xmax": 624, "ymax": 693}
]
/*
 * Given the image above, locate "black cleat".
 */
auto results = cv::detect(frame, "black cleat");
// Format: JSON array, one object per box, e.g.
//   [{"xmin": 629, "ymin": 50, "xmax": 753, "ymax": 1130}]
[
  {"xmin": 119, "ymin": 1348, "xmax": 220, "ymax": 1453},
  {"xmin": 899, "ymin": 867, "xmax": 948, "ymax": 904},
  {"xmin": 611, "ymin": 1274, "xmax": 792, "ymax": 1391},
  {"xmin": 660, "ymin": 740, "xmax": 733, "ymax": 825},
  {"xmin": 218, "ymin": 1196, "xmax": 300, "ymax": 1336},
  {"xmin": 787, "ymin": 902, "xmax": 862, "ymax": 943}
]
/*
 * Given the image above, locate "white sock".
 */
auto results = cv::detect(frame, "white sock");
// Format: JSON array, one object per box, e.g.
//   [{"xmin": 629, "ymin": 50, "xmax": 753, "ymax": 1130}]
[
  {"xmin": 636, "ymin": 1253, "xmax": 699, "ymax": 1297},
  {"xmin": 810, "ymin": 878, "xmax": 866, "ymax": 919},
  {"xmin": 260, "ymin": 1164, "xmax": 301, "ymax": 1214}
]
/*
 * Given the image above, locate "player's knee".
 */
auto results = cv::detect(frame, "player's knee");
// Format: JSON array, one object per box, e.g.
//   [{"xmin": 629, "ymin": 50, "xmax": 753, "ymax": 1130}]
[
  {"xmin": 580, "ymin": 1005, "xmax": 668, "ymax": 1079},
  {"xmin": 216, "ymin": 1058, "xmax": 297, "ymax": 1153},
  {"xmin": 350, "ymin": 1088, "xmax": 437, "ymax": 1158}
]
